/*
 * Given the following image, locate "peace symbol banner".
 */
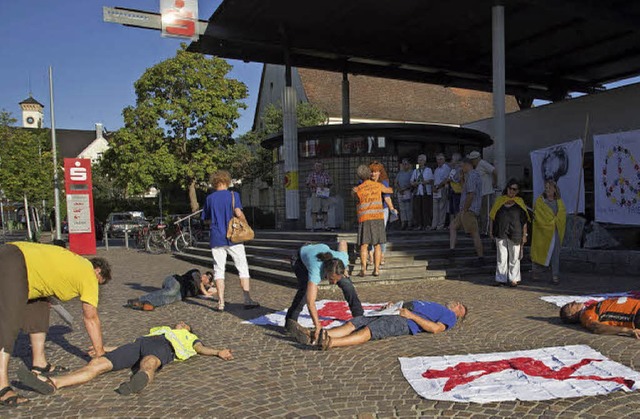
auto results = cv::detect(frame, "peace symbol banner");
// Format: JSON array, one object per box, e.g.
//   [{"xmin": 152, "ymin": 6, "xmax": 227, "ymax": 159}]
[{"xmin": 594, "ymin": 130, "xmax": 640, "ymax": 225}]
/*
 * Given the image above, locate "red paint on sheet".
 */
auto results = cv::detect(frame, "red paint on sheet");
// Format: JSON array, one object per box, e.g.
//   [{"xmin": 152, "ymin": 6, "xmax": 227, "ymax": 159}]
[
  {"xmin": 422, "ymin": 357, "xmax": 635, "ymax": 391},
  {"xmin": 316, "ymin": 302, "xmax": 384, "ymax": 327}
]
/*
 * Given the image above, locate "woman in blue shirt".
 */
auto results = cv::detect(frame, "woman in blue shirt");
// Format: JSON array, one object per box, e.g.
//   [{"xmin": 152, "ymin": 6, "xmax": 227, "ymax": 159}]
[{"xmin": 201, "ymin": 170, "xmax": 259, "ymax": 312}]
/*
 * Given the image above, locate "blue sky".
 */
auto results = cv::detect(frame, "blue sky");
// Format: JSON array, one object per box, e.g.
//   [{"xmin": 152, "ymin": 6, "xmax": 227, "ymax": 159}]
[{"xmin": 0, "ymin": 0, "xmax": 262, "ymax": 135}]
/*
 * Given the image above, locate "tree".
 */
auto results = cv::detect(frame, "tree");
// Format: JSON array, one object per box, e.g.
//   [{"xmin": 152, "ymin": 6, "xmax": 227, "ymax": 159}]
[
  {"xmin": 100, "ymin": 45, "xmax": 248, "ymax": 211},
  {"xmin": 231, "ymin": 102, "xmax": 328, "ymax": 185},
  {"xmin": 0, "ymin": 110, "xmax": 54, "ymax": 205}
]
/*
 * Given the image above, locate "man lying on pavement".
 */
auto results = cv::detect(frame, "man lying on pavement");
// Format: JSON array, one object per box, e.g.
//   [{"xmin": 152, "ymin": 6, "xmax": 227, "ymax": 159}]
[
  {"xmin": 18, "ymin": 321, "xmax": 233, "ymax": 396},
  {"xmin": 560, "ymin": 297, "xmax": 640, "ymax": 338},
  {"xmin": 292, "ymin": 300, "xmax": 467, "ymax": 350}
]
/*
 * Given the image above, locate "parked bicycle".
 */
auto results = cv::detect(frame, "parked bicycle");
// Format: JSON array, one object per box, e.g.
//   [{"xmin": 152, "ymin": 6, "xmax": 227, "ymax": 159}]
[{"xmin": 145, "ymin": 211, "xmax": 203, "ymax": 254}]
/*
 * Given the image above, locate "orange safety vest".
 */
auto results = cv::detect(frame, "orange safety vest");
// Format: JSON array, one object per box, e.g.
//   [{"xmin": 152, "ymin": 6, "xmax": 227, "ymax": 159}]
[{"xmin": 354, "ymin": 180, "xmax": 385, "ymax": 222}]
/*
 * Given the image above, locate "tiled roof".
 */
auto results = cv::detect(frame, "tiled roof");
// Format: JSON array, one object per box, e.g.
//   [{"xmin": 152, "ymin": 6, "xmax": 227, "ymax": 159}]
[
  {"xmin": 18, "ymin": 96, "xmax": 44, "ymax": 107},
  {"xmin": 298, "ymin": 68, "xmax": 519, "ymax": 125}
]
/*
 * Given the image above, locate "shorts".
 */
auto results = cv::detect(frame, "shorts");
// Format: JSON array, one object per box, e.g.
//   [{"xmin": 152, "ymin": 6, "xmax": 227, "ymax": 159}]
[
  {"xmin": 104, "ymin": 335, "xmax": 175, "ymax": 371},
  {"xmin": 451, "ymin": 211, "xmax": 479, "ymax": 234},
  {"xmin": 350, "ymin": 315, "xmax": 410, "ymax": 340},
  {"xmin": 310, "ymin": 196, "xmax": 330, "ymax": 213},
  {"xmin": 211, "ymin": 244, "xmax": 250, "ymax": 280},
  {"xmin": 0, "ymin": 244, "xmax": 50, "ymax": 354},
  {"xmin": 357, "ymin": 219, "xmax": 386, "ymax": 246}
]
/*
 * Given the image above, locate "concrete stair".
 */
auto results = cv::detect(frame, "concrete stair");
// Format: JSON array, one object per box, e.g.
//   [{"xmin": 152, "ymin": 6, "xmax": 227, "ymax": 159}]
[{"xmin": 175, "ymin": 229, "xmax": 530, "ymax": 288}]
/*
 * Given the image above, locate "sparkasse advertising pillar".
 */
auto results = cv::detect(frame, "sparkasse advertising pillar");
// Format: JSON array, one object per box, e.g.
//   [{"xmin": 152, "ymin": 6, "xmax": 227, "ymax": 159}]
[{"xmin": 64, "ymin": 158, "xmax": 96, "ymax": 255}]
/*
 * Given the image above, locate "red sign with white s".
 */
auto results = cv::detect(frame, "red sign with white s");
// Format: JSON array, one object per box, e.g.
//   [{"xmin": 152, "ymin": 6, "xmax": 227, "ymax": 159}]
[
  {"xmin": 64, "ymin": 158, "xmax": 96, "ymax": 255},
  {"xmin": 160, "ymin": 0, "xmax": 199, "ymax": 41}
]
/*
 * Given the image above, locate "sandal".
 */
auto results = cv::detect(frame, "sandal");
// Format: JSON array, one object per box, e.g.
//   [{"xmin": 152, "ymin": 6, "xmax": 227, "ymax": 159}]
[
  {"xmin": 31, "ymin": 363, "xmax": 69, "ymax": 377},
  {"xmin": 214, "ymin": 303, "xmax": 225, "ymax": 312},
  {"xmin": 357, "ymin": 271, "xmax": 366, "ymax": 277},
  {"xmin": 17, "ymin": 365, "xmax": 56, "ymax": 395},
  {"xmin": 372, "ymin": 270, "xmax": 380, "ymax": 277},
  {"xmin": 317, "ymin": 329, "xmax": 331, "ymax": 351},
  {"xmin": 116, "ymin": 371, "xmax": 149, "ymax": 396},
  {"xmin": 0, "ymin": 386, "xmax": 29, "ymax": 407}
]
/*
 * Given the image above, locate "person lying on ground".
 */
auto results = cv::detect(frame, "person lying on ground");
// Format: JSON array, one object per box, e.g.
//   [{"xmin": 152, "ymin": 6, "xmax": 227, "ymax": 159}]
[
  {"xmin": 285, "ymin": 241, "xmax": 364, "ymax": 345},
  {"xmin": 292, "ymin": 300, "xmax": 467, "ymax": 350},
  {"xmin": 18, "ymin": 321, "xmax": 233, "ymax": 396},
  {"xmin": 560, "ymin": 297, "xmax": 640, "ymax": 338},
  {"xmin": 126, "ymin": 269, "xmax": 216, "ymax": 311}
]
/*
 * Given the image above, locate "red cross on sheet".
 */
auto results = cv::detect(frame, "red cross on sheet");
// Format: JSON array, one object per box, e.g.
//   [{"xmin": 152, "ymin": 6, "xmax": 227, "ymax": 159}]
[
  {"xmin": 316, "ymin": 302, "xmax": 384, "ymax": 327},
  {"xmin": 422, "ymin": 357, "xmax": 635, "ymax": 391}
]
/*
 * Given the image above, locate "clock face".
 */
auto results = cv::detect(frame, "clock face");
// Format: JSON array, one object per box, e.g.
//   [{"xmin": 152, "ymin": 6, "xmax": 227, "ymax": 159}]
[{"xmin": 26, "ymin": 116, "xmax": 35, "ymax": 124}]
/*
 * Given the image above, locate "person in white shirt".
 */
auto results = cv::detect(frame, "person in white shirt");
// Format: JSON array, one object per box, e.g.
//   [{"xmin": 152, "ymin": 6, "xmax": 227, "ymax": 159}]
[
  {"xmin": 409, "ymin": 154, "xmax": 434, "ymax": 230},
  {"xmin": 431, "ymin": 153, "xmax": 451, "ymax": 230},
  {"xmin": 468, "ymin": 151, "xmax": 497, "ymax": 236}
]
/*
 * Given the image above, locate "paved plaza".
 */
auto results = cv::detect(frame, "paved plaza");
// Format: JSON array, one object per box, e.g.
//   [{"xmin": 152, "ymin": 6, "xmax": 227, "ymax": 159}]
[{"xmin": 5, "ymin": 246, "xmax": 640, "ymax": 418}]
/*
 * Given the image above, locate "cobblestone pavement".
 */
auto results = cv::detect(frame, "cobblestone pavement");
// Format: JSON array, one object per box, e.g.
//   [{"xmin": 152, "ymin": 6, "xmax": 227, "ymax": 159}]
[{"xmin": 5, "ymin": 246, "xmax": 640, "ymax": 418}]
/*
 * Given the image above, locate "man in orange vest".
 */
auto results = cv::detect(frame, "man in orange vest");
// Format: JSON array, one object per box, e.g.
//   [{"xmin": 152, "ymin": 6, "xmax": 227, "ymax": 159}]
[
  {"xmin": 560, "ymin": 297, "xmax": 640, "ymax": 338},
  {"xmin": 353, "ymin": 165, "xmax": 393, "ymax": 277}
]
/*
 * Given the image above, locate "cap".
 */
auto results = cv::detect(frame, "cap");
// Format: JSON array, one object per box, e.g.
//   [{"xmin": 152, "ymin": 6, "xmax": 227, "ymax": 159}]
[{"xmin": 468, "ymin": 151, "xmax": 481, "ymax": 159}]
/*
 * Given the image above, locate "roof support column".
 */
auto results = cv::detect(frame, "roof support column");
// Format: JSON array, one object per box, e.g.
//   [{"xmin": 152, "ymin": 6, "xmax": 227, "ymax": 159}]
[
  {"xmin": 492, "ymin": 2, "xmax": 506, "ymax": 189},
  {"xmin": 342, "ymin": 71, "xmax": 350, "ymax": 124},
  {"xmin": 282, "ymin": 56, "xmax": 300, "ymax": 222}
]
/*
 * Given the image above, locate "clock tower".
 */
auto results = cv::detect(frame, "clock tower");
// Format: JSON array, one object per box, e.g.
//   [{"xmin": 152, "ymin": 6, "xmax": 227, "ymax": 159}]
[{"xmin": 19, "ymin": 96, "xmax": 44, "ymax": 128}]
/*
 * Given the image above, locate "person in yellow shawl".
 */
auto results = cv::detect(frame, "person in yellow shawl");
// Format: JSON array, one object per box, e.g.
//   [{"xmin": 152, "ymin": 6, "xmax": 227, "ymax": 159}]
[
  {"xmin": 489, "ymin": 179, "xmax": 530, "ymax": 287},
  {"xmin": 531, "ymin": 180, "xmax": 566, "ymax": 284},
  {"xmin": 17, "ymin": 321, "xmax": 233, "ymax": 396}
]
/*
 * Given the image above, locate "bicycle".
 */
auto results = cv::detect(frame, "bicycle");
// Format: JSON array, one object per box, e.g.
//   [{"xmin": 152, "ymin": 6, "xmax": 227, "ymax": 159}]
[{"xmin": 145, "ymin": 211, "xmax": 203, "ymax": 254}]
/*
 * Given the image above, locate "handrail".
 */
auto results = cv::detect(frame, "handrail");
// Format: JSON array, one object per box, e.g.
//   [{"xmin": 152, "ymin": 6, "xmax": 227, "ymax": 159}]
[{"xmin": 174, "ymin": 209, "xmax": 203, "ymax": 225}]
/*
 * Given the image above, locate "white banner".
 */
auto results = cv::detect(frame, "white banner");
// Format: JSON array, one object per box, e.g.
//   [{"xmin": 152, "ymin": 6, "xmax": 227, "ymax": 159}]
[
  {"xmin": 541, "ymin": 290, "xmax": 640, "ymax": 308},
  {"xmin": 400, "ymin": 345, "xmax": 640, "ymax": 403},
  {"xmin": 593, "ymin": 130, "xmax": 640, "ymax": 225},
  {"xmin": 530, "ymin": 139, "xmax": 585, "ymax": 214},
  {"xmin": 243, "ymin": 300, "xmax": 385, "ymax": 329}
]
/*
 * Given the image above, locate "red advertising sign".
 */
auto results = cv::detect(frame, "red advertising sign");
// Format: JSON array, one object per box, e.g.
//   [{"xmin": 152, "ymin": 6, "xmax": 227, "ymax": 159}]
[
  {"xmin": 64, "ymin": 158, "xmax": 96, "ymax": 255},
  {"xmin": 160, "ymin": 0, "xmax": 199, "ymax": 41}
]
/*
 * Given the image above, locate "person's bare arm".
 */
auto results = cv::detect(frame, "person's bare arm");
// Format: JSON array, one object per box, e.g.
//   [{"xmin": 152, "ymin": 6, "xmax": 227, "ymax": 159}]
[
  {"xmin": 381, "ymin": 185, "xmax": 394, "ymax": 194},
  {"xmin": 193, "ymin": 342, "xmax": 234, "ymax": 360},
  {"xmin": 384, "ymin": 196, "xmax": 396, "ymax": 212},
  {"xmin": 306, "ymin": 282, "xmax": 321, "ymax": 343},
  {"xmin": 585, "ymin": 321, "xmax": 640, "ymax": 338},
  {"xmin": 399, "ymin": 308, "xmax": 447, "ymax": 334},
  {"xmin": 82, "ymin": 302, "xmax": 105, "ymax": 357},
  {"xmin": 337, "ymin": 240, "xmax": 348, "ymax": 253},
  {"xmin": 462, "ymin": 192, "xmax": 474, "ymax": 212}
]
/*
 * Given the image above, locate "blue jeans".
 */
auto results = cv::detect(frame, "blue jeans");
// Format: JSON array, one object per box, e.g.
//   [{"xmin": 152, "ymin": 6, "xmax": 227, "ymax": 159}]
[
  {"xmin": 139, "ymin": 276, "xmax": 182, "ymax": 307},
  {"xmin": 285, "ymin": 254, "xmax": 364, "ymax": 322}
]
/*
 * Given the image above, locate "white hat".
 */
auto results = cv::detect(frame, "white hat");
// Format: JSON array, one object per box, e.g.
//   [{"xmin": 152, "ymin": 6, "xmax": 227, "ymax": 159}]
[{"xmin": 467, "ymin": 151, "xmax": 481, "ymax": 159}]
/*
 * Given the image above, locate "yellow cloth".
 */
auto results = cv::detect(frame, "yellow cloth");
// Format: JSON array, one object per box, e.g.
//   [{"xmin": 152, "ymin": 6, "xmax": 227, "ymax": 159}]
[
  {"xmin": 11, "ymin": 241, "xmax": 99, "ymax": 307},
  {"xmin": 147, "ymin": 326, "xmax": 199, "ymax": 361},
  {"xmin": 530, "ymin": 196, "xmax": 566, "ymax": 266},
  {"xmin": 489, "ymin": 195, "xmax": 530, "ymax": 221}
]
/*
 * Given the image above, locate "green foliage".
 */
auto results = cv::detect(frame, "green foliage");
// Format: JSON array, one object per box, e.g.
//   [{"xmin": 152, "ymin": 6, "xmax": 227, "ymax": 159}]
[
  {"xmin": 99, "ymin": 44, "xmax": 248, "ymax": 211},
  {"xmin": 0, "ymin": 110, "xmax": 54, "ymax": 204},
  {"xmin": 231, "ymin": 102, "xmax": 328, "ymax": 185}
]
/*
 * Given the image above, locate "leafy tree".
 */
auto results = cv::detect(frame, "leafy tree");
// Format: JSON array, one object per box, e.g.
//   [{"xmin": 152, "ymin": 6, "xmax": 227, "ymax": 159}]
[
  {"xmin": 100, "ymin": 45, "xmax": 248, "ymax": 211},
  {"xmin": 0, "ymin": 110, "xmax": 54, "ymax": 205},
  {"xmin": 231, "ymin": 102, "xmax": 328, "ymax": 185}
]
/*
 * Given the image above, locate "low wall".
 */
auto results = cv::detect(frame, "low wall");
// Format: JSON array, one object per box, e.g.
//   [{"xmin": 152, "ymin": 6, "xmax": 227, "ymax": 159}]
[{"xmin": 561, "ymin": 248, "xmax": 640, "ymax": 275}]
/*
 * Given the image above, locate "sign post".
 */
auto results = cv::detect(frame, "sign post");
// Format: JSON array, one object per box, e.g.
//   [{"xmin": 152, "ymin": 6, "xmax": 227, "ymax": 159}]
[{"xmin": 64, "ymin": 158, "xmax": 96, "ymax": 254}]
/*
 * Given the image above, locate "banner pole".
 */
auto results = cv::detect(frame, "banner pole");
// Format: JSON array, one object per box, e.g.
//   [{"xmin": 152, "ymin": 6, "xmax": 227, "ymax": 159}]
[{"xmin": 575, "ymin": 114, "xmax": 589, "ymax": 215}]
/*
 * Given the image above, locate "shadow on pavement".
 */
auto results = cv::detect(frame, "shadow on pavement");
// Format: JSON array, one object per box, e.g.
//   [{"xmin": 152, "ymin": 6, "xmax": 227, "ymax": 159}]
[
  {"xmin": 124, "ymin": 282, "xmax": 161, "ymax": 293},
  {"xmin": 12, "ymin": 325, "xmax": 90, "ymax": 370}
]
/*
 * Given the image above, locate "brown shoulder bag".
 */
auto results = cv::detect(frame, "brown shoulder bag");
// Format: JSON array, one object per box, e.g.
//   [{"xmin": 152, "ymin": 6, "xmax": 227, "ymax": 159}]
[{"xmin": 226, "ymin": 191, "xmax": 254, "ymax": 243}]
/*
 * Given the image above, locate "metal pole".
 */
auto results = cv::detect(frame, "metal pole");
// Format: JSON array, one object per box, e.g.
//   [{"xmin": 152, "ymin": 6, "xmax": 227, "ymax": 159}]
[
  {"xmin": 159, "ymin": 189, "xmax": 163, "ymax": 223},
  {"xmin": 492, "ymin": 4, "xmax": 506, "ymax": 189},
  {"xmin": 283, "ymin": 56, "xmax": 299, "ymax": 222},
  {"xmin": 342, "ymin": 71, "xmax": 350, "ymax": 125},
  {"xmin": 24, "ymin": 194, "xmax": 32, "ymax": 241},
  {"xmin": 49, "ymin": 66, "xmax": 62, "ymax": 240},
  {"xmin": 0, "ymin": 200, "xmax": 5, "ymax": 240}
]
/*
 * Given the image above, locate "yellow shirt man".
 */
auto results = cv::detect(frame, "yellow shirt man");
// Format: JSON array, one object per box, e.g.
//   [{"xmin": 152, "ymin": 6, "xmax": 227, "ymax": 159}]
[{"xmin": 10, "ymin": 242, "xmax": 99, "ymax": 307}]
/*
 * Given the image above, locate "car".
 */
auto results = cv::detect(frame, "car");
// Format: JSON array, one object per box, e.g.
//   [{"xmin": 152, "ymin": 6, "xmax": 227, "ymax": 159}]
[{"xmin": 105, "ymin": 212, "xmax": 148, "ymax": 238}]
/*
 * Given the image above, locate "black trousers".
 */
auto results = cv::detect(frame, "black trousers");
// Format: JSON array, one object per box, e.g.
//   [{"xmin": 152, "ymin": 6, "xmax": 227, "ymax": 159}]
[{"xmin": 285, "ymin": 254, "xmax": 364, "ymax": 322}]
